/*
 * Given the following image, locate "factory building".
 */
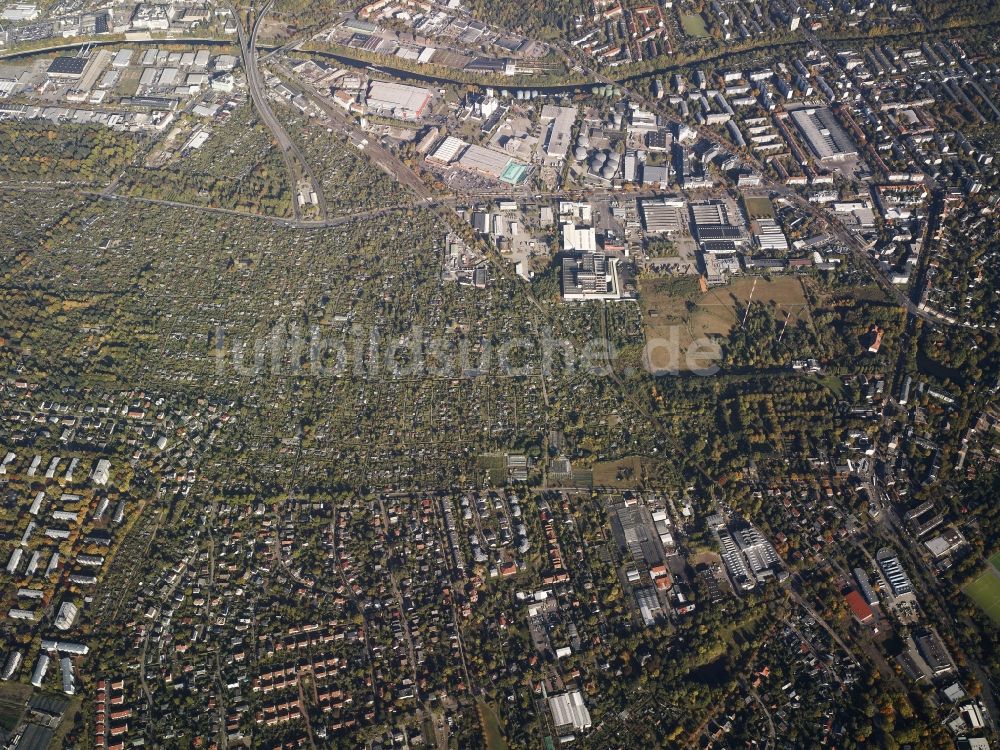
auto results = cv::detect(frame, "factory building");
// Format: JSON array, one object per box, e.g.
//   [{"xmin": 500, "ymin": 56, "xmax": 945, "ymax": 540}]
[
  {"xmin": 548, "ymin": 690, "xmax": 592, "ymax": 732},
  {"xmin": 561, "ymin": 252, "xmax": 621, "ymax": 301},
  {"xmin": 640, "ymin": 197, "xmax": 686, "ymax": 234},
  {"xmin": 365, "ymin": 80, "xmax": 432, "ymax": 120},
  {"xmin": 789, "ymin": 107, "xmax": 858, "ymax": 162}
]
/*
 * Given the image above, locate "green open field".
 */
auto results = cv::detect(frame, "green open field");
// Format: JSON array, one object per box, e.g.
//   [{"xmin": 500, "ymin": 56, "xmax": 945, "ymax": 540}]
[
  {"xmin": 479, "ymin": 700, "xmax": 509, "ymax": 750},
  {"xmin": 743, "ymin": 195, "xmax": 774, "ymax": 220},
  {"xmin": 639, "ymin": 275, "xmax": 810, "ymax": 371},
  {"xmin": 989, "ymin": 551, "xmax": 1000, "ymax": 571},
  {"xmin": 680, "ymin": 12, "xmax": 709, "ymax": 37},
  {"xmin": 964, "ymin": 568, "xmax": 1000, "ymax": 626},
  {"xmin": 117, "ymin": 67, "xmax": 141, "ymax": 97}
]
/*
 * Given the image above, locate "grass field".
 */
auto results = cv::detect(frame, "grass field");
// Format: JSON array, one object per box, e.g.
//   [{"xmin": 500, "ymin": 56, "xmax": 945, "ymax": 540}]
[
  {"xmin": 964, "ymin": 568, "xmax": 1000, "ymax": 626},
  {"xmin": 989, "ymin": 551, "xmax": 1000, "ymax": 571},
  {"xmin": 639, "ymin": 275, "xmax": 810, "ymax": 371},
  {"xmin": 592, "ymin": 456, "xmax": 651, "ymax": 487},
  {"xmin": 479, "ymin": 700, "xmax": 509, "ymax": 750},
  {"xmin": 680, "ymin": 12, "xmax": 709, "ymax": 37},
  {"xmin": 743, "ymin": 195, "xmax": 774, "ymax": 220},
  {"xmin": 117, "ymin": 67, "xmax": 141, "ymax": 98},
  {"xmin": 810, "ymin": 373, "xmax": 847, "ymax": 400}
]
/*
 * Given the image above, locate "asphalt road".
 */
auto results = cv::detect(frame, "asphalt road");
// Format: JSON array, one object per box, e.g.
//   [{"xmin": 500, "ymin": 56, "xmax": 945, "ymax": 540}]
[{"xmin": 234, "ymin": 1, "xmax": 327, "ymax": 221}]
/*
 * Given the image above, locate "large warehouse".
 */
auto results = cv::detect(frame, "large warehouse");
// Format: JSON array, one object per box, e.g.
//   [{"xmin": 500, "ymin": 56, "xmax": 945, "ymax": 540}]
[
  {"xmin": 365, "ymin": 80, "xmax": 432, "ymax": 120},
  {"xmin": 46, "ymin": 56, "xmax": 88, "ymax": 80},
  {"xmin": 539, "ymin": 104, "xmax": 577, "ymax": 160},
  {"xmin": 789, "ymin": 106, "xmax": 858, "ymax": 162},
  {"xmin": 548, "ymin": 690, "xmax": 592, "ymax": 732},
  {"xmin": 640, "ymin": 197, "xmax": 687, "ymax": 233},
  {"xmin": 456, "ymin": 143, "xmax": 511, "ymax": 178}
]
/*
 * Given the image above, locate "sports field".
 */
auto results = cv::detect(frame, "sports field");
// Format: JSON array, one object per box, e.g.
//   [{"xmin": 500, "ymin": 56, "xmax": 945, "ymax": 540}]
[
  {"xmin": 989, "ymin": 551, "xmax": 1000, "ymax": 570},
  {"xmin": 964, "ymin": 568, "xmax": 1000, "ymax": 626}
]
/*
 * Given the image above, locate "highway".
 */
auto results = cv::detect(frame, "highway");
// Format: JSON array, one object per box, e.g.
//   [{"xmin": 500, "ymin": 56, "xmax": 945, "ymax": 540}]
[{"xmin": 233, "ymin": 0, "xmax": 327, "ymax": 221}]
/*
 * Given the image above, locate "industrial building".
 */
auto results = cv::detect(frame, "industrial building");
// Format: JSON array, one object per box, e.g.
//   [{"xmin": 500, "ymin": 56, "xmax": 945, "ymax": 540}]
[
  {"xmin": 914, "ymin": 629, "xmax": 954, "ymax": 676},
  {"xmin": 562, "ymin": 223, "xmax": 597, "ymax": 253},
  {"xmin": 561, "ymin": 252, "xmax": 621, "ymax": 301},
  {"xmin": 131, "ymin": 3, "xmax": 170, "ymax": 30},
  {"xmin": 365, "ymin": 80, "xmax": 432, "ymax": 120},
  {"xmin": 111, "ymin": 49, "xmax": 134, "ymax": 69},
  {"xmin": 640, "ymin": 197, "xmax": 686, "ymax": 233},
  {"xmin": 845, "ymin": 590, "xmax": 875, "ymax": 624},
  {"xmin": 428, "ymin": 135, "xmax": 466, "ymax": 164},
  {"xmin": 690, "ymin": 200, "xmax": 730, "ymax": 226},
  {"xmin": 753, "ymin": 218, "xmax": 789, "ymax": 252},
  {"xmin": 734, "ymin": 526, "xmax": 779, "ymax": 580},
  {"xmin": 695, "ymin": 224, "xmax": 750, "ymax": 254},
  {"xmin": 1, "ymin": 3, "xmax": 39, "ymax": 21},
  {"xmin": 428, "ymin": 136, "xmax": 528, "ymax": 184},
  {"xmin": 641, "ymin": 164, "xmax": 669, "ymax": 188},
  {"xmin": 789, "ymin": 107, "xmax": 858, "ymax": 162},
  {"xmin": 854, "ymin": 567, "xmax": 880, "ymax": 605},
  {"xmin": 610, "ymin": 501, "xmax": 666, "ymax": 571},
  {"xmin": 539, "ymin": 104, "xmax": 577, "ymax": 160},
  {"xmin": 46, "ymin": 57, "xmax": 88, "ymax": 80},
  {"xmin": 548, "ymin": 690, "xmax": 592, "ymax": 732},
  {"xmin": 456, "ymin": 143, "xmax": 513, "ymax": 178},
  {"xmin": 718, "ymin": 528, "xmax": 755, "ymax": 590},
  {"xmin": 634, "ymin": 586, "xmax": 664, "ymax": 626}
]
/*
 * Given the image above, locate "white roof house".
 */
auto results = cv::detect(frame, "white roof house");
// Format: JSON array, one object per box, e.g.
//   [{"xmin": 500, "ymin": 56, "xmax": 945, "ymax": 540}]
[
  {"xmin": 92, "ymin": 458, "xmax": 111, "ymax": 485},
  {"xmin": 55, "ymin": 601, "xmax": 79, "ymax": 631},
  {"xmin": 562, "ymin": 223, "xmax": 597, "ymax": 252}
]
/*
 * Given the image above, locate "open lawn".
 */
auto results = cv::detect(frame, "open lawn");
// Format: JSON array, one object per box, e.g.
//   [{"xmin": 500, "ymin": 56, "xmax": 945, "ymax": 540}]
[
  {"xmin": 117, "ymin": 67, "xmax": 141, "ymax": 98},
  {"xmin": 989, "ymin": 551, "xmax": 1000, "ymax": 571},
  {"xmin": 743, "ymin": 195, "xmax": 774, "ymax": 220},
  {"xmin": 479, "ymin": 700, "xmax": 509, "ymax": 750},
  {"xmin": 964, "ymin": 568, "xmax": 1000, "ymax": 626},
  {"xmin": 680, "ymin": 12, "xmax": 709, "ymax": 37},
  {"xmin": 639, "ymin": 275, "xmax": 810, "ymax": 371}
]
